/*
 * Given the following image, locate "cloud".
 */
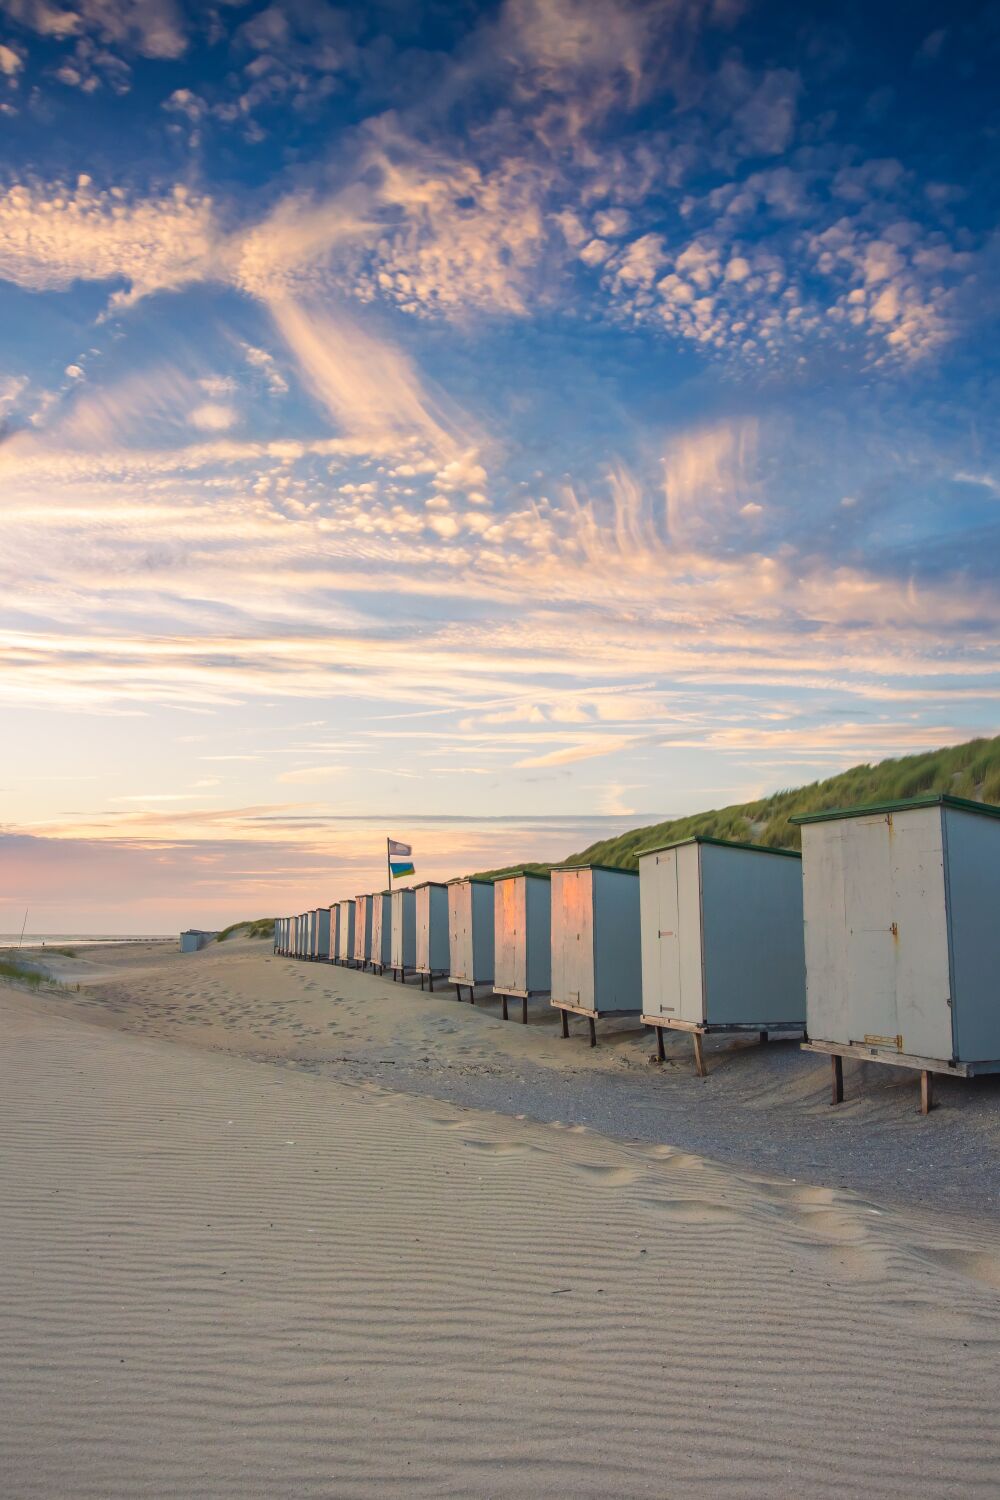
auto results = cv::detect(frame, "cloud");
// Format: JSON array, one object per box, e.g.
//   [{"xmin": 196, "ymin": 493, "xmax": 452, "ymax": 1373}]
[
  {"xmin": 268, "ymin": 295, "xmax": 464, "ymax": 456},
  {"xmin": 0, "ymin": 178, "xmax": 218, "ymax": 305},
  {"xmin": 241, "ymin": 342, "xmax": 288, "ymax": 395},
  {"xmin": 189, "ymin": 402, "xmax": 237, "ymax": 432},
  {"xmin": 0, "ymin": 0, "xmax": 188, "ymax": 58}
]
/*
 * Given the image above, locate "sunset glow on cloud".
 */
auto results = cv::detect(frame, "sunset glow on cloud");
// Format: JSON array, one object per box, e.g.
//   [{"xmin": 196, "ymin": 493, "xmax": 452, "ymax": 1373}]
[{"xmin": 0, "ymin": 0, "xmax": 997, "ymax": 929}]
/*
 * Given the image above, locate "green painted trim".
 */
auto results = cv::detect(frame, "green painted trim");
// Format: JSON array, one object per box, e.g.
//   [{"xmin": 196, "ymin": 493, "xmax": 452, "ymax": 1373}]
[
  {"xmin": 446, "ymin": 876, "xmax": 493, "ymax": 887},
  {"xmin": 494, "ymin": 868, "xmax": 552, "ymax": 882},
  {"xmin": 557, "ymin": 862, "xmax": 640, "ymax": 877},
  {"xmin": 637, "ymin": 834, "xmax": 802, "ymax": 860},
  {"xmin": 412, "ymin": 880, "xmax": 448, "ymax": 890},
  {"xmin": 790, "ymin": 792, "xmax": 1000, "ymax": 826}
]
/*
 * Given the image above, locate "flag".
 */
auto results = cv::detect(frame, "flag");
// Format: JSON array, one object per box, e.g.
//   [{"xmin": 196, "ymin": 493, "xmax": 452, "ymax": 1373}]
[{"xmin": 388, "ymin": 837, "xmax": 415, "ymax": 878}]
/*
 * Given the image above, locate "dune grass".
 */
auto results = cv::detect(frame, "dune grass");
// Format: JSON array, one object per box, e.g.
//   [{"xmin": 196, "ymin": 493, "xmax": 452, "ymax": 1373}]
[
  {"xmin": 215, "ymin": 918, "xmax": 276, "ymax": 943},
  {"xmin": 474, "ymin": 734, "xmax": 1000, "ymax": 878},
  {"xmin": 0, "ymin": 957, "xmax": 53, "ymax": 989}
]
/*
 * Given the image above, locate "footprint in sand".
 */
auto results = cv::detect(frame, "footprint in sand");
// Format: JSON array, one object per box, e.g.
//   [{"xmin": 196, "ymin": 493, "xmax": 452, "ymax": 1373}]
[
  {"xmin": 915, "ymin": 1247, "xmax": 1000, "ymax": 1291},
  {"xmin": 460, "ymin": 1138, "xmax": 530, "ymax": 1156},
  {"xmin": 638, "ymin": 1196, "xmax": 741, "ymax": 1224},
  {"xmin": 567, "ymin": 1162, "xmax": 641, "ymax": 1187}
]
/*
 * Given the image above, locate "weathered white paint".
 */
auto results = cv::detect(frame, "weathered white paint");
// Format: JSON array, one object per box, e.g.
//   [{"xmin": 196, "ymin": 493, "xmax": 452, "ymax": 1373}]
[{"xmin": 800, "ymin": 799, "xmax": 1000, "ymax": 1065}]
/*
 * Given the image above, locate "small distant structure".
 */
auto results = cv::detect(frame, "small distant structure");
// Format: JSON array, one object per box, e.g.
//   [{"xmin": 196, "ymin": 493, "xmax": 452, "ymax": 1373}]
[
  {"xmin": 370, "ymin": 891, "xmax": 392, "ymax": 975},
  {"xmin": 448, "ymin": 877, "xmax": 495, "ymax": 1002},
  {"xmin": 180, "ymin": 929, "xmax": 217, "ymax": 953},
  {"xmin": 336, "ymin": 899, "xmax": 355, "ymax": 965},
  {"xmin": 354, "ymin": 893, "xmax": 374, "ymax": 970},
  {"xmin": 550, "ymin": 864, "xmax": 642, "ymax": 1046},
  {"xmin": 390, "ymin": 887, "xmax": 416, "ymax": 982},
  {"xmin": 493, "ymin": 870, "xmax": 552, "ymax": 1024},
  {"xmin": 414, "ymin": 881, "xmax": 449, "ymax": 990}
]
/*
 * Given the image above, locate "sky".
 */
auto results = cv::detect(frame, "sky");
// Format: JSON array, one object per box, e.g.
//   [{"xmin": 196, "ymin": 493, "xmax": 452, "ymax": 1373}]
[{"xmin": 0, "ymin": 0, "xmax": 998, "ymax": 932}]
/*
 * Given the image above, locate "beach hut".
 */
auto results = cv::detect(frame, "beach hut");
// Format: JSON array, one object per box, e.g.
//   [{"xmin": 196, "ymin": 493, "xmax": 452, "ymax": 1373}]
[
  {"xmin": 329, "ymin": 903, "xmax": 340, "ymax": 963},
  {"xmin": 370, "ymin": 891, "xmax": 392, "ymax": 974},
  {"xmin": 414, "ymin": 881, "xmax": 450, "ymax": 989},
  {"xmin": 639, "ymin": 836, "xmax": 806, "ymax": 1076},
  {"xmin": 179, "ymin": 929, "xmax": 216, "ymax": 953},
  {"xmin": 301, "ymin": 912, "xmax": 311, "ymax": 959},
  {"xmin": 336, "ymin": 899, "xmax": 355, "ymax": 965},
  {"xmin": 354, "ymin": 894, "xmax": 374, "ymax": 969},
  {"xmin": 314, "ymin": 907, "xmax": 331, "ymax": 963},
  {"xmin": 792, "ymin": 794, "xmax": 1000, "ymax": 1114},
  {"xmin": 550, "ymin": 865, "xmax": 641, "ymax": 1046},
  {"xmin": 493, "ymin": 871, "xmax": 551, "ymax": 1023},
  {"xmin": 448, "ymin": 877, "xmax": 495, "ymax": 1001},
  {"xmin": 390, "ymin": 887, "xmax": 416, "ymax": 981}
]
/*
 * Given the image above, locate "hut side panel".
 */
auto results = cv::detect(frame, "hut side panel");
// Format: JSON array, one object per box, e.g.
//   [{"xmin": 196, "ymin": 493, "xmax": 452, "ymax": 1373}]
[
  {"xmin": 945, "ymin": 805, "xmax": 1000, "ymax": 1060},
  {"xmin": 315, "ymin": 908, "xmax": 331, "ymax": 961},
  {"xmin": 700, "ymin": 844, "xmax": 805, "ymax": 1027},
  {"xmin": 525, "ymin": 878, "xmax": 551, "ymax": 993},
  {"xmin": 592, "ymin": 870, "xmax": 641, "ymax": 1012},
  {"xmin": 416, "ymin": 885, "xmax": 449, "ymax": 972}
]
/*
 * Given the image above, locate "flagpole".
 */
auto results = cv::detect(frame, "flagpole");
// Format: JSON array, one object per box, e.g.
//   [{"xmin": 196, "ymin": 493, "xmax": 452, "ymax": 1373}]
[{"xmin": 386, "ymin": 837, "xmax": 392, "ymax": 892}]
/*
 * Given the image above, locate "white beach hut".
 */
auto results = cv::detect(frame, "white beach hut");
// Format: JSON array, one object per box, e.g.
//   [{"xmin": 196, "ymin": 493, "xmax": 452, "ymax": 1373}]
[
  {"xmin": 354, "ymin": 894, "xmax": 373, "ymax": 969},
  {"xmin": 329, "ymin": 903, "xmax": 340, "ymax": 963},
  {"xmin": 493, "ymin": 871, "xmax": 551, "ymax": 1023},
  {"xmin": 447, "ymin": 877, "xmax": 495, "ymax": 1001},
  {"xmin": 793, "ymin": 793, "xmax": 1000, "ymax": 1113},
  {"xmin": 336, "ymin": 899, "xmax": 355, "ymax": 965},
  {"xmin": 369, "ymin": 891, "xmax": 392, "ymax": 974},
  {"xmin": 414, "ymin": 881, "xmax": 450, "ymax": 989},
  {"xmin": 390, "ymin": 888, "xmax": 416, "ymax": 981},
  {"xmin": 639, "ymin": 836, "xmax": 806, "ymax": 1075},
  {"xmin": 550, "ymin": 865, "xmax": 641, "ymax": 1046}
]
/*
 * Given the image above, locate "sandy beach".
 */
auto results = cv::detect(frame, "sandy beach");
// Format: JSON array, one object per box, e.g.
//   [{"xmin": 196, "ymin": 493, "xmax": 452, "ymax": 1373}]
[{"xmin": 2, "ymin": 939, "xmax": 1000, "ymax": 1497}]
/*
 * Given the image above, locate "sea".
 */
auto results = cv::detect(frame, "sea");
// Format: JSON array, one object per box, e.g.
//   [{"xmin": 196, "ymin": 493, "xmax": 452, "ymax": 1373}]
[{"xmin": 0, "ymin": 935, "xmax": 171, "ymax": 948}]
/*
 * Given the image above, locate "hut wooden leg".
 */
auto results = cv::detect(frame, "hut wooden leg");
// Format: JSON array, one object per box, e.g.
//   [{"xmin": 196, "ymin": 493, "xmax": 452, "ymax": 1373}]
[
  {"xmin": 655, "ymin": 1026, "xmax": 666, "ymax": 1063},
  {"xmin": 759, "ymin": 1030, "xmax": 768, "ymax": 1045},
  {"xmin": 522, "ymin": 996, "xmax": 528, "ymax": 1025},
  {"xmin": 470, "ymin": 988, "xmax": 476, "ymax": 1006},
  {"xmin": 560, "ymin": 1008, "xmax": 569, "ymax": 1039},
  {"xmin": 501, "ymin": 995, "xmax": 508, "ymax": 1021},
  {"xmin": 831, "ymin": 1054, "xmax": 844, "ymax": 1105},
  {"xmin": 429, "ymin": 974, "xmax": 435, "ymax": 992},
  {"xmin": 588, "ymin": 1016, "xmax": 597, "ymax": 1048},
  {"xmin": 692, "ymin": 1031, "xmax": 707, "ymax": 1078},
  {"xmin": 921, "ymin": 1070, "xmax": 934, "ymax": 1115}
]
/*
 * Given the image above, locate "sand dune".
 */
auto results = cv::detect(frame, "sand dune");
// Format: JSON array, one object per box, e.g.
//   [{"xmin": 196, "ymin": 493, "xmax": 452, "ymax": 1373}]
[{"xmin": 2, "ymin": 973, "xmax": 1000, "ymax": 1497}]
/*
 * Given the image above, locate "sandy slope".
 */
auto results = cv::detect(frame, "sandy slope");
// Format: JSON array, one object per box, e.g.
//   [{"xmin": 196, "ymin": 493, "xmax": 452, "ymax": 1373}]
[{"xmin": 2, "ymin": 968, "xmax": 1000, "ymax": 1496}]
